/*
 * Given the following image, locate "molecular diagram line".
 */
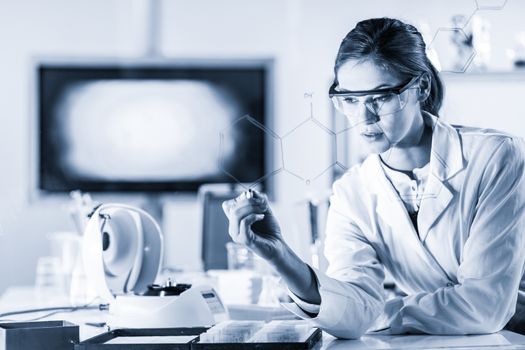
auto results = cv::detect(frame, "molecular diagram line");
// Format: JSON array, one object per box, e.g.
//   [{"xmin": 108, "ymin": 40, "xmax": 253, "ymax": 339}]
[
  {"xmin": 428, "ymin": 0, "xmax": 508, "ymax": 73},
  {"xmin": 218, "ymin": 0, "xmax": 509, "ymax": 192}
]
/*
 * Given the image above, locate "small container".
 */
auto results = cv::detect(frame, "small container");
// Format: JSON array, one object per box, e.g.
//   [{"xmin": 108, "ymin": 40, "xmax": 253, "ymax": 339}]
[
  {"xmin": 226, "ymin": 243, "xmax": 255, "ymax": 270},
  {"xmin": 34, "ymin": 256, "xmax": 65, "ymax": 302}
]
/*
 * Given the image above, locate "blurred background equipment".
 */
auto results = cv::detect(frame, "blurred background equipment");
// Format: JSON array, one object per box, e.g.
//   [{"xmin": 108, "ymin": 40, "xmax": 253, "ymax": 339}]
[
  {"xmin": 199, "ymin": 184, "xmax": 249, "ymax": 271},
  {"xmin": 82, "ymin": 203, "xmax": 227, "ymax": 329},
  {"xmin": 507, "ymin": 31, "xmax": 525, "ymax": 68}
]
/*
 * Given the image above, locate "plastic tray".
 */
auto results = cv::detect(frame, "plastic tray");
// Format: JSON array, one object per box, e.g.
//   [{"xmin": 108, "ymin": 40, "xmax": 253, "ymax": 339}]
[
  {"xmin": 192, "ymin": 327, "xmax": 322, "ymax": 350},
  {"xmin": 74, "ymin": 327, "xmax": 206, "ymax": 350},
  {"xmin": 76, "ymin": 327, "xmax": 322, "ymax": 350}
]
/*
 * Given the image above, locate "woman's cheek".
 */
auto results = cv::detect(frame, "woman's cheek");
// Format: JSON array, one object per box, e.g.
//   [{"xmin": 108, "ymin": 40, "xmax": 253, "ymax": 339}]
[
  {"xmin": 376, "ymin": 118, "xmax": 398, "ymax": 142},
  {"xmin": 380, "ymin": 113, "xmax": 411, "ymax": 144}
]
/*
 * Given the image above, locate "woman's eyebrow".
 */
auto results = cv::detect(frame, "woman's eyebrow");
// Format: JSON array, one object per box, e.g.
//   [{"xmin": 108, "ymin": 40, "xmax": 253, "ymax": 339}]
[
  {"xmin": 371, "ymin": 82, "xmax": 395, "ymax": 89},
  {"xmin": 338, "ymin": 83, "xmax": 395, "ymax": 92}
]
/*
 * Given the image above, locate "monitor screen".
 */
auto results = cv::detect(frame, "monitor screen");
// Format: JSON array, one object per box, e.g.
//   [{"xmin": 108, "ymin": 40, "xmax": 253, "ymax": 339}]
[{"xmin": 37, "ymin": 61, "xmax": 269, "ymax": 193}]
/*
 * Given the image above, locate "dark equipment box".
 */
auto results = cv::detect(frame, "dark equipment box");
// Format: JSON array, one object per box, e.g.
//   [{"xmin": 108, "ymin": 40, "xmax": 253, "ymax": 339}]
[{"xmin": 0, "ymin": 320, "xmax": 79, "ymax": 350}]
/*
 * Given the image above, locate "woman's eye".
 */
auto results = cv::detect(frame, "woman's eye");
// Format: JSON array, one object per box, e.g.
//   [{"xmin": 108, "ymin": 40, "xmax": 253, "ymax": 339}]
[
  {"xmin": 343, "ymin": 97, "xmax": 359, "ymax": 104},
  {"xmin": 373, "ymin": 94, "xmax": 394, "ymax": 103}
]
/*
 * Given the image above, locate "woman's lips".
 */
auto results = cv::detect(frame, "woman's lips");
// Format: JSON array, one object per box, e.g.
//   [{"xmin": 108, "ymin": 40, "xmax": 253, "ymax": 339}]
[{"xmin": 361, "ymin": 131, "xmax": 383, "ymax": 141}]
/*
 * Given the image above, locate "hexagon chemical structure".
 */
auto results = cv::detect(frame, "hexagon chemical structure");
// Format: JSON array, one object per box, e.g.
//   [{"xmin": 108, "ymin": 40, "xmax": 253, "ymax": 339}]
[
  {"xmin": 334, "ymin": 130, "xmax": 350, "ymax": 174},
  {"xmin": 455, "ymin": 0, "xmax": 508, "ymax": 28},
  {"xmin": 332, "ymin": 111, "xmax": 443, "ymax": 206},
  {"xmin": 282, "ymin": 116, "xmax": 337, "ymax": 185},
  {"xmin": 218, "ymin": 1, "xmax": 509, "ymax": 190},
  {"xmin": 462, "ymin": 8, "xmax": 480, "ymax": 28},
  {"xmin": 475, "ymin": 0, "xmax": 507, "ymax": 10},
  {"xmin": 334, "ymin": 125, "xmax": 362, "ymax": 174},
  {"xmin": 219, "ymin": 114, "xmax": 283, "ymax": 191},
  {"xmin": 426, "ymin": 0, "xmax": 506, "ymax": 73},
  {"xmin": 429, "ymin": 27, "xmax": 476, "ymax": 73}
]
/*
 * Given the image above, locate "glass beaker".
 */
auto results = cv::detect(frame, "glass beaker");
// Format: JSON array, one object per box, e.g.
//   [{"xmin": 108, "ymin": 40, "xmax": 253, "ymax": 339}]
[
  {"xmin": 35, "ymin": 256, "xmax": 64, "ymax": 303},
  {"xmin": 226, "ymin": 242, "xmax": 255, "ymax": 270},
  {"xmin": 47, "ymin": 231, "xmax": 81, "ymax": 294}
]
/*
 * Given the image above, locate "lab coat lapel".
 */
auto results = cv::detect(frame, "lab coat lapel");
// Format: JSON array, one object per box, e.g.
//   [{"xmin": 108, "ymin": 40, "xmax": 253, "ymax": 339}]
[
  {"xmin": 417, "ymin": 173, "xmax": 453, "ymax": 241},
  {"xmin": 417, "ymin": 113, "xmax": 464, "ymax": 241},
  {"xmin": 367, "ymin": 113, "xmax": 464, "ymax": 243},
  {"xmin": 365, "ymin": 154, "xmax": 454, "ymax": 287},
  {"xmin": 369, "ymin": 156, "xmax": 423, "ymax": 251}
]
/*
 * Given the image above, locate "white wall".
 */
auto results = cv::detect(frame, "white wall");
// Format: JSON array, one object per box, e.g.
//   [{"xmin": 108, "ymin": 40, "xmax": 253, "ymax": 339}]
[{"xmin": 0, "ymin": 0, "xmax": 524, "ymax": 293}]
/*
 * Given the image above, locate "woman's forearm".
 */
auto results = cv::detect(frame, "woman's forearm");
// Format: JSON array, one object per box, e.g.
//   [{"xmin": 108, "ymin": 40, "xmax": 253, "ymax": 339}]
[{"xmin": 271, "ymin": 242, "xmax": 321, "ymax": 305}]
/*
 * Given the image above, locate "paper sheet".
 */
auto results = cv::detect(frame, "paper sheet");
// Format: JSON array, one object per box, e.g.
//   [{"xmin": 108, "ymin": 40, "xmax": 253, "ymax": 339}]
[{"xmin": 104, "ymin": 335, "xmax": 196, "ymax": 344}]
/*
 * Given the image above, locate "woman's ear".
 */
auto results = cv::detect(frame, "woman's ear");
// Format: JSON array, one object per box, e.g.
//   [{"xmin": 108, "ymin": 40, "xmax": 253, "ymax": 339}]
[{"xmin": 418, "ymin": 73, "xmax": 431, "ymax": 102}]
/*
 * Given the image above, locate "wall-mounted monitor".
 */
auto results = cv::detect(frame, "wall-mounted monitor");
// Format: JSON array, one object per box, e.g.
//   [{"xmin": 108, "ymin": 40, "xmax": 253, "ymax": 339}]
[{"xmin": 36, "ymin": 59, "xmax": 272, "ymax": 193}]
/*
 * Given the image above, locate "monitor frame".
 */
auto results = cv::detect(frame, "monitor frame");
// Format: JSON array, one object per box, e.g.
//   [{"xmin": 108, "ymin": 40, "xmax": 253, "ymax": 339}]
[{"xmin": 30, "ymin": 57, "xmax": 275, "ymax": 200}]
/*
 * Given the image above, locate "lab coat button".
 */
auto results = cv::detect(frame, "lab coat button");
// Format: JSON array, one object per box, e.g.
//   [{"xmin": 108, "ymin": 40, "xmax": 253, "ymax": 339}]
[{"xmin": 446, "ymin": 282, "xmax": 454, "ymax": 287}]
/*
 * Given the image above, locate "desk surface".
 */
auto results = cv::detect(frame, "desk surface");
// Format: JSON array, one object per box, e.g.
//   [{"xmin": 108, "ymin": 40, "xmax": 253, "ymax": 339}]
[
  {"xmin": 2, "ymin": 286, "xmax": 525, "ymax": 349},
  {"xmin": 321, "ymin": 331, "xmax": 525, "ymax": 349}
]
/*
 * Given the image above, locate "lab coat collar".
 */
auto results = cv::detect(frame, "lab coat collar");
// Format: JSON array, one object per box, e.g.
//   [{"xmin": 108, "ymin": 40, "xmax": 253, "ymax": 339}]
[
  {"xmin": 362, "ymin": 112, "xmax": 463, "ymax": 243},
  {"xmin": 363, "ymin": 112, "xmax": 464, "ymax": 187},
  {"xmin": 418, "ymin": 112, "xmax": 463, "ymax": 241},
  {"xmin": 425, "ymin": 112, "xmax": 465, "ymax": 181}
]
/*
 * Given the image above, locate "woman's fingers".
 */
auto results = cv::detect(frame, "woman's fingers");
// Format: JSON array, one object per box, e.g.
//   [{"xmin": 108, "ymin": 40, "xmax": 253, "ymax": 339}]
[
  {"xmin": 222, "ymin": 192, "xmax": 264, "ymax": 216},
  {"xmin": 222, "ymin": 193, "xmax": 268, "ymax": 237},
  {"xmin": 228, "ymin": 202, "xmax": 266, "ymax": 237},
  {"xmin": 250, "ymin": 191, "xmax": 273, "ymax": 214},
  {"xmin": 237, "ymin": 213, "xmax": 265, "ymax": 246},
  {"xmin": 221, "ymin": 199, "xmax": 233, "ymax": 216}
]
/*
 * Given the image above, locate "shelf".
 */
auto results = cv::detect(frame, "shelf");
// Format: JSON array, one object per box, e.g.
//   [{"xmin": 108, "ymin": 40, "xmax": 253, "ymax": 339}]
[{"xmin": 441, "ymin": 69, "xmax": 525, "ymax": 80}]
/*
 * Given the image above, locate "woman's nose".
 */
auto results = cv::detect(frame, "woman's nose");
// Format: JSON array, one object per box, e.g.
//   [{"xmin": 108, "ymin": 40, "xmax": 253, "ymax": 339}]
[
  {"xmin": 355, "ymin": 104, "xmax": 379, "ymax": 124},
  {"xmin": 363, "ymin": 112, "xmax": 380, "ymax": 124}
]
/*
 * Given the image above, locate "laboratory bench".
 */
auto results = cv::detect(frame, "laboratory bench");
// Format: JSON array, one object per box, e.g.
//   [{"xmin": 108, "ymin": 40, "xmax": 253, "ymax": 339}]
[{"xmin": 2, "ymin": 286, "xmax": 525, "ymax": 349}]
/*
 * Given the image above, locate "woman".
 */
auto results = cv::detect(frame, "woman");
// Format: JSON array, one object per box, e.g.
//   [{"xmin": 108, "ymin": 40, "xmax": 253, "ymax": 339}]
[{"xmin": 222, "ymin": 17, "xmax": 525, "ymax": 338}]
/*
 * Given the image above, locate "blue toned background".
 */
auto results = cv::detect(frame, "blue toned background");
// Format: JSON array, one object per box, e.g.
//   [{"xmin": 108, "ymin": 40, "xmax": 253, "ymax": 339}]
[{"xmin": 0, "ymin": 0, "xmax": 524, "ymax": 293}]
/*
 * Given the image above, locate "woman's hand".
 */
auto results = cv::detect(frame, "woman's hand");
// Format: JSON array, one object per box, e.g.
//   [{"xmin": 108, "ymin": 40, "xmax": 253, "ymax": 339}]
[
  {"xmin": 222, "ymin": 190, "xmax": 284, "ymax": 262},
  {"xmin": 223, "ymin": 190, "xmax": 321, "ymax": 306}
]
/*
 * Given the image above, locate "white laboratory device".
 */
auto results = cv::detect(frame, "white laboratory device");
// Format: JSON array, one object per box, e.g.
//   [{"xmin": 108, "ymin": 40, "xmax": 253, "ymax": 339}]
[{"xmin": 82, "ymin": 203, "xmax": 228, "ymax": 329}]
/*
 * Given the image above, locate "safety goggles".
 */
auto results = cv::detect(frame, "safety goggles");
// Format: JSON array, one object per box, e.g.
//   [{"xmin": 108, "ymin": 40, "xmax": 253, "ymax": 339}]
[{"xmin": 329, "ymin": 75, "xmax": 421, "ymax": 118}]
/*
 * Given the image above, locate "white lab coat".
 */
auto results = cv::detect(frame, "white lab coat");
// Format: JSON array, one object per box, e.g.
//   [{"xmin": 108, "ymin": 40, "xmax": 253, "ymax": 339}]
[{"xmin": 284, "ymin": 113, "xmax": 525, "ymax": 339}]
